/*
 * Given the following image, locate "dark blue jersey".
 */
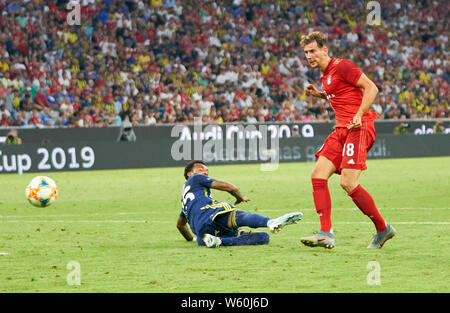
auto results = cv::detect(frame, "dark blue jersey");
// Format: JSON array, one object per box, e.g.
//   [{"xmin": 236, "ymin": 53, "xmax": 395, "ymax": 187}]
[{"xmin": 180, "ymin": 174, "xmax": 235, "ymax": 237}]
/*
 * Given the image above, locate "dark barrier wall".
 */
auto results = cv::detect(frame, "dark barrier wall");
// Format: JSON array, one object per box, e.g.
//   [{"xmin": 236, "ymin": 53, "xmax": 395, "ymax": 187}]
[
  {"xmin": 0, "ymin": 134, "xmax": 449, "ymax": 174},
  {"xmin": 0, "ymin": 119, "xmax": 449, "ymax": 144}
]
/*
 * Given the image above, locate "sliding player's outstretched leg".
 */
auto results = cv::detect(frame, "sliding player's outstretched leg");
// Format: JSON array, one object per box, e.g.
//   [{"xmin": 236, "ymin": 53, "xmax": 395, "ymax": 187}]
[
  {"xmin": 228, "ymin": 210, "xmax": 303, "ymax": 233},
  {"xmin": 231, "ymin": 210, "xmax": 303, "ymax": 234}
]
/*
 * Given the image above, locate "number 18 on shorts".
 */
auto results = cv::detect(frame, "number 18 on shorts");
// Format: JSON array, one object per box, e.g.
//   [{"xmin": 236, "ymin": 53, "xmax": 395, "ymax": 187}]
[{"xmin": 315, "ymin": 121, "xmax": 376, "ymax": 173}]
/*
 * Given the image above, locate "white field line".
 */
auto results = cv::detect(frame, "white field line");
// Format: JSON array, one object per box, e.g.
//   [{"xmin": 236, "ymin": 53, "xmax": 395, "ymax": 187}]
[
  {"xmin": 0, "ymin": 208, "xmax": 448, "ymax": 224},
  {"xmin": 0, "ymin": 207, "xmax": 448, "ymax": 219}
]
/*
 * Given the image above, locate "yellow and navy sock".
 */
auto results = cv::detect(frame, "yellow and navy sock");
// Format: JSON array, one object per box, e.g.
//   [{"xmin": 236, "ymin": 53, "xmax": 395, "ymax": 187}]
[{"xmin": 233, "ymin": 210, "xmax": 271, "ymax": 229}]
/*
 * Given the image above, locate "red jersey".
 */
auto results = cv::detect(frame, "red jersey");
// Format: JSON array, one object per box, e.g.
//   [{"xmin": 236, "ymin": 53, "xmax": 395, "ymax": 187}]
[{"xmin": 320, "ymin": 58, "xmax": 378, "ymax": 127}]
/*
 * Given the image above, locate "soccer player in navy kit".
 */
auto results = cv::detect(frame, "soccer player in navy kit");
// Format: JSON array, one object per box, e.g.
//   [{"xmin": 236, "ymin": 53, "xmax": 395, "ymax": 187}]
[{"xmin": 176, "ymin": 160, "xmax": 303, "ymax": 248}]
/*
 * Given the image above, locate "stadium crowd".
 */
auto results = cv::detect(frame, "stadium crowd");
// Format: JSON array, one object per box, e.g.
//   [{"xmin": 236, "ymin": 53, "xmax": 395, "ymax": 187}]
[{"xmin": 0, "ymin": 0, "xmax": 448, "ymax": 128}]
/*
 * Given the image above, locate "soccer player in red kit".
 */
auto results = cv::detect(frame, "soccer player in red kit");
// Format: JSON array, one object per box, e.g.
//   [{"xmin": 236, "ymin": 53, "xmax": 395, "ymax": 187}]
[{"xmin": 299, "ymin": 31, "xmax": 396, "ymax": 249}]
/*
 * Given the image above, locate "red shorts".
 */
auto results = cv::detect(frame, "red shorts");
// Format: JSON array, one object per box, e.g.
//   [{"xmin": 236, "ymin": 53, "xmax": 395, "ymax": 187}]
[{"xmin": 315, "ymin": 121, "xmax": 376, "ymax": 174}]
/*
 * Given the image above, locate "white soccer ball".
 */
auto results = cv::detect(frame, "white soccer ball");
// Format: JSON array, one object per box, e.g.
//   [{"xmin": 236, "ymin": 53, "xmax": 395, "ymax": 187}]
[{"xmin": 25, "ymin": 176, "xmax": 58, "ymax": 207}]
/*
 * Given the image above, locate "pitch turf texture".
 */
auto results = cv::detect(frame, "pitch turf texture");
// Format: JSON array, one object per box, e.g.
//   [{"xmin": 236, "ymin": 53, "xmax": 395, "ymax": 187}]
[{"xmin": 1, "ymin": 157, "xmax": 449, "ymax": 293}]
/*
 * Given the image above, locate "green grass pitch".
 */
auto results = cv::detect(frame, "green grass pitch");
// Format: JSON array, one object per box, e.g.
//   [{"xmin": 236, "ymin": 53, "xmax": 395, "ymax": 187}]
[{"xmin": 0, "ymin": 157, "xmax": 449, "ymax": 293}]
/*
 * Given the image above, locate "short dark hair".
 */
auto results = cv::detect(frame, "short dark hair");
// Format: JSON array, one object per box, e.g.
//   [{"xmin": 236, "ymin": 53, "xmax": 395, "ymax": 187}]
[{"xmin": 184, "ymin": 160, "xmax": 205, "ymax": 180}]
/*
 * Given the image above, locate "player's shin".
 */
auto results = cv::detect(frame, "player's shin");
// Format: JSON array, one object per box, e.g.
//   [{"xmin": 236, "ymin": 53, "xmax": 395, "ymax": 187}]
[
  {"xmin": 312, "ymin": 178, "xmax": 332, "ymax": 232},
  {"xmin": 348, "ymin": 184, "xmax": 386, "ymax": 233}
]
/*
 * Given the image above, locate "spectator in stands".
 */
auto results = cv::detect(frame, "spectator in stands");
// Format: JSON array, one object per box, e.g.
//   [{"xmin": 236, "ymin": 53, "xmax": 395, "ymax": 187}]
[
  {"xmin": 3, "ymin": 129, "xmax": 22, "ymax": 145},
  {"xmin": 433, "ymin": 119, "xmax": 446, "ymax": 134},
  {"xmin": 394, "ymin": 122, "xmax": 410, "ymax": 135},
  {"xmin": 118, "ymin": 115, "xmax": 137, "ymax": 142}
]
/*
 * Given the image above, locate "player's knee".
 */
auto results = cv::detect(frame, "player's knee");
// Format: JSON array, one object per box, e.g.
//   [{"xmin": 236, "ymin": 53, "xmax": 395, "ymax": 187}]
[
  {"xmin": 340, "ymin": 177, "xmax": 358, "ymax": 193},
  {"xmin": 311, "ymin": 168, "xmax": 319, "ymax": 179},
  {"xmin": 258, "ymin": 232, "xmax": 270, "ymax": 245},
  {"xmin": 311, "ymin": 167, "xmax": 328, "ymax": 180}
]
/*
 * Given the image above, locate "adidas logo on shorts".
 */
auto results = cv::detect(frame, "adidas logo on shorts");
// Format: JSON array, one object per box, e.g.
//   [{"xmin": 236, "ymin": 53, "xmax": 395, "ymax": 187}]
[{"xmin": 347, "ymin": 159, "xmax": 355, "ymax": 164}]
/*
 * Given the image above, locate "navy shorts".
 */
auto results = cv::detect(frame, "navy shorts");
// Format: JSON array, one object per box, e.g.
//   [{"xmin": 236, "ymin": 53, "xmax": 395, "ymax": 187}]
[{"xmin": 196, "ymin": 207, "xmax": 240, "ymax": 246}]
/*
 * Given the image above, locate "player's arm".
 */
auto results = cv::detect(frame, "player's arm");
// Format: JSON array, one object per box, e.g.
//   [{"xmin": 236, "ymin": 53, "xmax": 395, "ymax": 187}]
[
  {"xmin": 176, "ymin": 216, "xmax": 195, "ymax": 242},
  {"xmin": 348, "ymin": 73, "xmax": 379, "ymax": 129},
  {"xmin": 210, "ymin": 180, "xmax": 250, "ymax": 205}
]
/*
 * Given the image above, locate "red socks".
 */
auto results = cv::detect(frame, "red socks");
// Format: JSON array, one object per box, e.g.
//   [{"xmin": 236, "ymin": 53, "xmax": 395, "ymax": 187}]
[
  {"xmin": 348, "ymin": 184, "xmax": 386, "ymax": 233},
  {"xmin": 311, "ymin": 178, "xmax": 332, "ymax": 232},
  {"xmin": 312, "ymin": 179, "xmax": 386, "ymax": 233}
]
